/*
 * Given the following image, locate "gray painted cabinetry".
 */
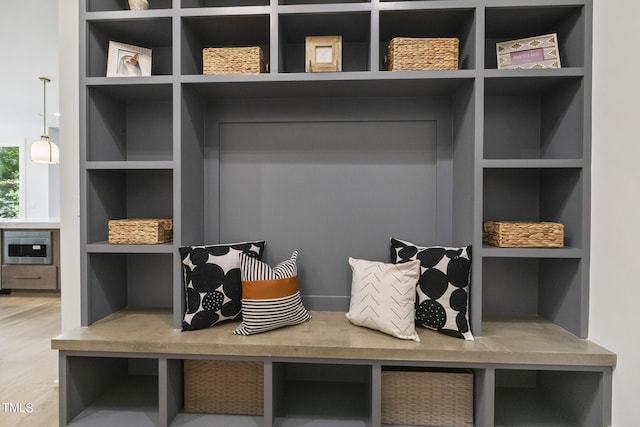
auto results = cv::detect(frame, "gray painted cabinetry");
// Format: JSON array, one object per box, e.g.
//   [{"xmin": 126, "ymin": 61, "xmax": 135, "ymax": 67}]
[{"xmin": 60, "ymin": 0, "xmax": 614, "ymax": 426}]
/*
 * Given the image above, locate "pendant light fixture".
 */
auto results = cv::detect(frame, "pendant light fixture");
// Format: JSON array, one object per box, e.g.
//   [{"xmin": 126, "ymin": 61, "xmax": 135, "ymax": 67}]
[{"xmin": 30, "ymin": 77, "xmax": 60, "ymax": 164}]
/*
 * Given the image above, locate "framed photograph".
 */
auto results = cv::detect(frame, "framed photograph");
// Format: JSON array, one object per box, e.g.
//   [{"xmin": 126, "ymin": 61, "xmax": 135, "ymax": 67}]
[
  {"xmin": 305, "ymin": 36, "xmax": 342, "ymax": 73},
  {"xmin": 107, "ymin": 41, "xmax": 152, "ymax": 77},
  {"xmin": 496, "ymin": 33, "xmax": 560, "ymax": 70}
]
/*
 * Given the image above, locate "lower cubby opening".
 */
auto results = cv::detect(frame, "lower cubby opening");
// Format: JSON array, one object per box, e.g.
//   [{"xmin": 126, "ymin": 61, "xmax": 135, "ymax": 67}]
[
  {"xmin": 273, "ymin": 362, "xmax": 371, "ymax": 426},
  {"xmin": 86, "ymin": 252, "xmax": 174, "ymax": 325},
  {"xmin": 66, "ymin": 356, "xmax": 159, "ymax": 427},
  {"xmin": 494, "ymin": 369, "xmax": 604, "ymax": 427},
  {"xmin": 482, "ymin": 257, "xmax": 584, "ymax": 337},
  {"xmin": 171, "ymin": 359, "xmax": 265, "ymax": 427},
  {"xmin": 171, "ymin": 413, "xmax": 263, "ymax": 427}
]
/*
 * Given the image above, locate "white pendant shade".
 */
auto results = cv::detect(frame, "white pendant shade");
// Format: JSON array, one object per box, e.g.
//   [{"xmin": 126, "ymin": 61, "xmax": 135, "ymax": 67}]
[{"xmin": 30, "ymin": 135, "xmax": 60, "ymax": 164}]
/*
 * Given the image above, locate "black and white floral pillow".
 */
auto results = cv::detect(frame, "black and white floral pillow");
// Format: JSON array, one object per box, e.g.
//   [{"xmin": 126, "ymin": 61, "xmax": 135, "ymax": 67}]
[
  {"xmin": 390, "ymin": 237, "xmax": 473, "ymax": 341},
  {"xmin": 179, "ymin": 241, "xmax": 265, "ymax": 331}
]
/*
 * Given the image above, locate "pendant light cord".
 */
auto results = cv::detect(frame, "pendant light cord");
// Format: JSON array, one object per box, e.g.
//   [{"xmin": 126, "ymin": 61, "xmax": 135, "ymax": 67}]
[{"xmin": 40, "ymin": 77, "xmax": 50, "ymax": 137}]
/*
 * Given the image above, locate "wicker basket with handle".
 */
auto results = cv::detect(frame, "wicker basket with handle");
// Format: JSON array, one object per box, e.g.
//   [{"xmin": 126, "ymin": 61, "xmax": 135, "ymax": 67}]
[{"xmin": 386, "ymin": 37, "xmax": 459, "ymax": 71}]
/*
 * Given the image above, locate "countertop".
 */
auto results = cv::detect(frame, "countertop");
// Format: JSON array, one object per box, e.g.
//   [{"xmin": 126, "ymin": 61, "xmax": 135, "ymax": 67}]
[{"xmin": 0, "ymin": 220, "xmax": 60, "ymax": 229}]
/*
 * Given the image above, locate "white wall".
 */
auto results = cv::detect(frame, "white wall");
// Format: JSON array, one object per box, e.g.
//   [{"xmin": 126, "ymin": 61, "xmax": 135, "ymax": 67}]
[
  {"xmin": 591, "ymin": 0, "xmax": 640, "ymax": 425},
  {"xmin": 57, "ymin": 0, "xmax": 640, "ymax": 424},
  {"xmin": 0, "ymin": 0, "xmax": 60, "ymax": 221},
  {"xmin": 59, "ymin": 0, "xmax": 81, "ymax": 331}
]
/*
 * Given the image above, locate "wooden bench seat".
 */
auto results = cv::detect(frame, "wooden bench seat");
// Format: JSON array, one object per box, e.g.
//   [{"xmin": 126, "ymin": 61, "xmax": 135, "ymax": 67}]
[{"xmin": 52, "ymin": 310, "xmax": 615, "ymax": 367}]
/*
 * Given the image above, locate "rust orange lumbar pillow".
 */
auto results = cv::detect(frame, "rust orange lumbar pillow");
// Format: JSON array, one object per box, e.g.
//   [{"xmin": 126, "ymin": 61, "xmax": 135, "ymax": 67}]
[{"xmin": 234, "ymin": 251, "xmax": 311, "ymax": 336}]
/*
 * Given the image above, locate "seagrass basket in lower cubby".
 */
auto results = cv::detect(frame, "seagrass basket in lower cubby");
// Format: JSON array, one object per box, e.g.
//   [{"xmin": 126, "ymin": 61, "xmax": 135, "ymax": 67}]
[
  {"xmin": 184, "ymin": 360, "xmax": 264, "ymax": 416},
  {"xmin": 483, "ymin": 221, "xmax": 564, "ymax": 248},
  {"xmin": 385, "ymin": 37, "xmax": 459, "ymax": 71},
  {"xmin": 107, "ymin": 218, "xmax": 173, "ymax": 244},
  {"xmin": 203, "ymin": 47, "xmax": 267, "ymax": 75},
  {"xmin": 381, "ymin": 368, "xmax": 473, "ymax": 426}
]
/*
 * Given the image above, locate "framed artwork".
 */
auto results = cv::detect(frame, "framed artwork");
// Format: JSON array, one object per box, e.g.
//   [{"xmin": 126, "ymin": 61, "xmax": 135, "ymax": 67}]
[
  {"xmin": 107, "ymin": 41, "xmax": 152, "ymax": 77},
  {"xmin": 496, "ymin": 33, "xmax": 561, "ymax": 69},
  {"xmin": 305, "ymin": 36, "xmax": 342, "ymax": 72}
]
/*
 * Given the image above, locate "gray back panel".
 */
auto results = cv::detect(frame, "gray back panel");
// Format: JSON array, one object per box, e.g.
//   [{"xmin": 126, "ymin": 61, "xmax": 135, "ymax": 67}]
[{"xmin": 218, "ymin": 120, "xmax": 437, "ymax": 310}]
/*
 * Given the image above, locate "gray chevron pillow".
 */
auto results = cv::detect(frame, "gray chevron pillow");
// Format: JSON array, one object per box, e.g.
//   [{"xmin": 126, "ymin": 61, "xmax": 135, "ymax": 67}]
[{"xmin": 346, "ymin": 257, "xmax": 421, "ymax": 342}]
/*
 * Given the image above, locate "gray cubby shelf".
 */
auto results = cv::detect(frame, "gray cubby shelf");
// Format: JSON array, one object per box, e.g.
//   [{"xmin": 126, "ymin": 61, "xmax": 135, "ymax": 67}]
[
  {"xmin": 482, "ymin": 168, "xmax": 585, "ymax": 249},
  {"xmin": 85, "ymin": 83, "xmax": 174, "ymax": 162},
  {"xmin": 86, "ymin": 242, "xmax": 176, "ymax": 253},
  {"xmin": 84, "ymin": 252, "xmax": 174, "ymax": 324},
  {"xmin": 87, "ymin": 0, "xmax": 173, "ymax": 12},
  {"xmin": 379, "ymin": 7, "xmax": 476, "ymax": 70},
  {"xmin": 62, "ymin": 355, "xmax": 160, "ymax": 427},
  {"xmin": 69, "ymin": 1, "xmax": 613, "ymax": 426},
  {"xmin": 279, "ymin": 10, "xmax": 372, "ymax": 73},
  {"xmin": 483, "ymin": 75, "xmax": 585, "ymax": 160},
  {"xmin": 484, "ymin": 3, "xmax": 588, "ymax": 70},
  {"xmin": 85, "ymin": 16, "xmax": 173, "ymax": 77},
  {"xmin": 494, "ymin": 369, "xmax": 606, "ymax": 427},
  {"xmin": 181, "ymin": 13, "xmax": 271, "ymax": 75}
]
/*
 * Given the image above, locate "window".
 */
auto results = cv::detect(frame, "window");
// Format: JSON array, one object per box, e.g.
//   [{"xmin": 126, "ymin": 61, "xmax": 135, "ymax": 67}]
[{"xmin": 0, "ymin": 146, "xmax": 20, "ymax": 219}]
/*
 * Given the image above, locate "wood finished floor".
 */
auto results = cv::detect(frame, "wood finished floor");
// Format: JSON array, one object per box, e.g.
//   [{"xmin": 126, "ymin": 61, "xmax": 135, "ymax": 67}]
[{"xmin": 0, "ymin": 292, "xmax": 60, "ymax": 427}]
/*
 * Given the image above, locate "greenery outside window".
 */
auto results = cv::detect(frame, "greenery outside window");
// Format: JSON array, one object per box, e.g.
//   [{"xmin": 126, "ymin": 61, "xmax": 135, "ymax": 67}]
[{"xmin": 0, "ymin": 146, "xmax": 20, "ymax": 219}]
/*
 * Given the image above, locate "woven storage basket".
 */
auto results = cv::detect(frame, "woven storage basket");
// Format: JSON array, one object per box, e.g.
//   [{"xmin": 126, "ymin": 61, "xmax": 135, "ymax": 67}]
[
  {"xmin": 203, "ymin": 47, "xmax": 266, "ymax": 75},
  {"xmin": 483, "ymin": 221, "xmax": 564, "ymax": 248},
  {"xmin": 382, "ymin": 369, "xmax": 473, "ymax": 426},
  {"xmin": 108, "ymin": 218, "xmax": 173, "ymax": 244},
  {"xmin": 386, "ymin": 37, "xmax": 459, "ymax": 71},
  {"xmin": 184, "ymin": 360, "xmax": 264, "ymax": 415}
]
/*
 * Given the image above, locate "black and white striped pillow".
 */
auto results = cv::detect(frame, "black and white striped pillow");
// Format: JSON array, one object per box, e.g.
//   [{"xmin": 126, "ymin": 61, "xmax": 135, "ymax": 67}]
[{"xmin": 234, "ymin": 251, "xmax": 311, "ymax": 336}]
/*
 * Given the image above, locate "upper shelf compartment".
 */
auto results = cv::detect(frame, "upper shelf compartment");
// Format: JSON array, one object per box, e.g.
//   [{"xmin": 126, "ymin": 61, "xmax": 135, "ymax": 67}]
[
  {"xmin": 279, "ymin": 0, "xmax": 368, "ymax": 3},
  {"xmin": 484, "ymin": 75, "xmax": 584, "ymax": 160},
  {"xmin": 87, "ymin": 0, "xmax": 172, "ymax": 12},
  {"xmin": 485, "ymin": 5, "xmax": 586, "ymax": 69},
  {"xmin": 86, "ymin": 17, "xmax": 172, "ymax": 77},
  {"xmin": 86, "ymin": 84, "xmax": 173, "ymax": 162},
  {"xmin": 379, "ymin": 8, "xmax": 476, "ymax": 71},
  {"xmin": 181, "ymin": 14, "xmax": 270, "ymax": 75},
  {"xmin": 182, "ymin": 0, "xmax": 269, "ymax": 7},
  {"xmin": 279, "ymin": 11, "xmax": 371, "ymax": 73}
]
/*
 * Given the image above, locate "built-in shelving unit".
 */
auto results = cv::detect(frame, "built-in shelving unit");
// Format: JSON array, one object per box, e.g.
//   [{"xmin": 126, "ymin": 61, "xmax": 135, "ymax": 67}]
[{"xmin": 57, "ymin": 0, "xmax": 614, "ymax": 426}]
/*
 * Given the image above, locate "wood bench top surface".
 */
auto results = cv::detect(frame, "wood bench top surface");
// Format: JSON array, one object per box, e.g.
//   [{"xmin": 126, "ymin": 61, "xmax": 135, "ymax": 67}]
[{"xmin": 52, "ymin": 310, "xmax": 616, "ymax": 368}]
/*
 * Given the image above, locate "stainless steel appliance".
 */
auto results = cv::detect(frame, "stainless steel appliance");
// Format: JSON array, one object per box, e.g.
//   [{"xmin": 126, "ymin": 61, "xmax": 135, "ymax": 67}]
[{"xmin": 3, "ymin": 230, "xmax": 52, "ymax": 265}]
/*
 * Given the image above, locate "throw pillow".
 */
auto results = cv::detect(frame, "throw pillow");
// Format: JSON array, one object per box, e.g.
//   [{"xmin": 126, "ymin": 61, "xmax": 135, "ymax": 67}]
[
  {"xmin": 390, "ymin": 237, "xmax": 474, "ymax": 341},
  {"xmin": 179, "ymin": 240, "xmax": 265, "ymax": 331},
  {"xmin": 234, "ymin": 251, "xmax": 311, "ymax": 336},
  {"xmin": 346, "ymin": 258, "xmax": 421, "ymax": 342}
]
